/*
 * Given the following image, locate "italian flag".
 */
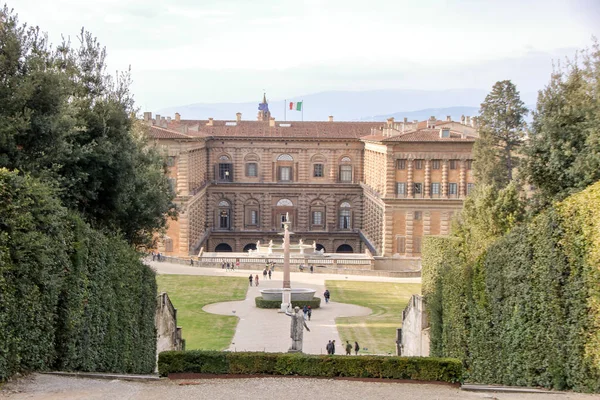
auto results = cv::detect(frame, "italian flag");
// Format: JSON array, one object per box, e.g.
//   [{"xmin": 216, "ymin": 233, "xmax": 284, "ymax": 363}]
[{"xmin": 289, "ymin": 101, "xmax": 303, "ymax": 111}]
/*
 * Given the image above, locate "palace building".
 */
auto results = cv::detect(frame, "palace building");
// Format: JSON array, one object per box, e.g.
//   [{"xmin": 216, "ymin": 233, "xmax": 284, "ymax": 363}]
[{"xmin": 147, "ymin": 96, "xmax": 477, "ymax": 270}]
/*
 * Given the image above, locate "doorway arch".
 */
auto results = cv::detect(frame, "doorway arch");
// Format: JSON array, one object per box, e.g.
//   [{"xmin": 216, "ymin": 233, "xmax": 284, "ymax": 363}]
[
  {"xmin": 336, "ymin": 244, "xmax": 354, "ymax": 253},
  {"xmin": 243, "ymin": 243, "xmax": 257, "ymax": 252},
  {"xmin": 215, "ymin": 243, "xmax": 233, "ymax": 252},
  {"xmin": 315, "ymin": 244, "xmax": 326, "ymax": 252}
]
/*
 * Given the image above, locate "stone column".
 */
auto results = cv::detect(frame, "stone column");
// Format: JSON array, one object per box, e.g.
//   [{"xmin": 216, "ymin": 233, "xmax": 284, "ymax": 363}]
[
  {"xmin": 405, "ymin": 210, "xmax": 414, "ymax": 255},
  {"xmin": 178, "ymin": 208, "xmax": 190, "ymax": 255},
  {"xmin": 407, "ymin": 159, "xmax": 414, "ymax": 198},
  {"xmin": 423, "ymin": 211, "xmax": 431, "ymax": 236},
  {"xmin": 440, "ymin": 212, "xmax": 450, "ymax": 235},
  {"xmin": 424, "ymin": 159, "xmax": 431, "ymax": 198},
  {"xmin": 176, "ymin": 151, "xmax": 190, "ymax": 197},
  {"xmin": 442, "ymin": 160, "xmax": 449, "ymax": 198},
  {"xmin": 382, "ymin": 206, "xmax": 394, "ymax": 256}
]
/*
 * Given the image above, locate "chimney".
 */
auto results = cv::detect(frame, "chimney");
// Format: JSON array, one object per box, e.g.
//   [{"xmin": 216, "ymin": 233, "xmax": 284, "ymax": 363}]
[
  {"xmin": 207, "ymin": 118, "xmax": 214, "ymax": 126},
  {"xmin": 328, "ymin": 115, "xmax": 334, "ymax": 122},
  {"xmin": 446, "ymin": 115, "xmax": 451, "ymax": 122},
  {"xmin": 143, "ymin": 112, "xmax": 152, "ymax": 122},
  {"xmin": 236, "ymin": 112, "xmax": 242, "ymax": 122},
  {"xmin": 269, "ymin": 117, "xmax": 276, "ymax": 127},
  {"xmin": 175, "ymin": 112, "xmax": 181, "ymax": 122},
  {"xmin": 387, "ymin": 117, "xmax": 395, "ymax": 126},
  {"xmin": 466, "ymin": 116, "xmax": 471, "ymax": 126},
  {"xmin": 428, "ymin": 116, "xmax": 436, "ymax": 129},
  {"xmin": 160, "ymin": 116, "xmax": 167, "ymax": 128},
  {"xmin": 403, "ymin": 117, "xmax": 408, "ymax": 123},
  {"xmin": 461, "ymin": 115, "xmax": 466, "ymax": 124},
  {"xmin": 471, "ymin": 116, "xmax": 477, "ymax": 128},
  {"xmin": 167, "ymin": 117, "xmax": 171, "ymax": 123},
  {"xmin": 155, "ymin": 114, "xmax": 161, "ymax": 125},
  {"xmin": 413, "ymin": 119, "xmax": 418, "ymax": 124}
]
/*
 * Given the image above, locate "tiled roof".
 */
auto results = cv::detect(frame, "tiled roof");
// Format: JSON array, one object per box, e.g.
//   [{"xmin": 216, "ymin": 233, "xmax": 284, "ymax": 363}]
[
  {"xmin": 362, "ymin": 128, "xmax": 476, "ymax": 143},
  {"xmin": 165, "ymin": 120, "xmax": 385, "ymax": 139},
  {"xmin": 148, "ymin": 125, "xmax": 194, "ymax": 139}
]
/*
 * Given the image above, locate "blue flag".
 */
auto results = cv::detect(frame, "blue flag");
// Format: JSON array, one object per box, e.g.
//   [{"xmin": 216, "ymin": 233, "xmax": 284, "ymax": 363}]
[{"xmin": 258, "ymin": 103, "xmax": 269, "ymax": 111}]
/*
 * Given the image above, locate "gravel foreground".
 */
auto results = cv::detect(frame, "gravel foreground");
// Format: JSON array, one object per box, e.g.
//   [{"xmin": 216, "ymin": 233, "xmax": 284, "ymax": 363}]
[{"xmin": 1, "ymin": 373, "xmax": 599, "ymax": 400}]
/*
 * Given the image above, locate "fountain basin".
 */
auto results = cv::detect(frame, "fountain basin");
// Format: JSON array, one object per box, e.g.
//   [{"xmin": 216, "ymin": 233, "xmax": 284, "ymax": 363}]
[{"xmin": 260, "ymin": 288, "xmax": 316, "ymax": 301}]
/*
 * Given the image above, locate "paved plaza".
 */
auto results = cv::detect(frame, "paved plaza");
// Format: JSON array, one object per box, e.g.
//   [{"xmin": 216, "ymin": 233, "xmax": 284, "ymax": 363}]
[{"xmin": 150, "ymin": 261, "xmax": 420, "ymax": 355}]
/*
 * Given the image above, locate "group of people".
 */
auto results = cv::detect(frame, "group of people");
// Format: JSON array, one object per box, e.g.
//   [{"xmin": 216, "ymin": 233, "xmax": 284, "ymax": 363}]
[
  {"xmin": 302, "ymin": 304, "xmax": 312, "ymax": 321},
  {"xmin": 298, "ymin": 264, "xmax": 314, "ymax": 273},
  {"xmin": 248, "ymin": 274, "xmax": 261, "ymax": 286},
  {"xmin": 262, "ymin": 266, "xmax": 273, "ymax": 280},
  {"xmin": 151, "ymin": 252, "xmax": 163, "ymax": 261},
  {"xmin": 221, "ymin": 261, "xmax": 240, "ymax": 271},
  {"xmin": 326, "ymin": 340, "xmax": 360, "ymax": 355}
]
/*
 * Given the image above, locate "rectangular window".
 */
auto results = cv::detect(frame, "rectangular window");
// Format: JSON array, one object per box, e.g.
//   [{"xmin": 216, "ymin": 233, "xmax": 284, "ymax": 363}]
[
  {"xmin": 432, "ymin": 159, "xmax": 440, "ymax": 170},
  {"xmin": 414, "ymin": 183, "xmax": 423, "ymax": 195},
  {"xmin": 431, "ymin": 182, "xmax": 440, "ymax": 195},
  {"xmin": 165, "ymin": 238, "xmax": 173, "ymax": 252},
  {"xmin": 397, "ymin": 182, "xmax": 406, "ymax": 195},
  {"xmin": 397, "ymin": 236, "xmax": 406, "ymax": 254},
  {"xmin": 466, "ymin": 160, "xmax": 473, "ymax": 170},
  {"xmin": 441, "ymin": 129, "xmax": 450, "ymax": 138},
  {"xmin": 312, "ymin": 211, "xmax": 323, "ymax": 225},
  {"xmin": 413, "ymin": 237, "xmax": 422, "ymax": 254},
  {"xmin": 449, "ymin": 160, "xmax": 457, "ymax": 170},
  {"xmin": 250, "ymin": 210, "xmax": 258, "ymax": 225},
  {"xmin": 219, "ymin": 163, "xmax": 233, "ymax": 181},
  {"xmin": 414, "ymin": 159, "xmax": 423, "ymax": 170},
  {"xmin": 340, "ymin": 165, "xmax": 352, "ymax": 182},
  {"xmin": 246, "ymin": 163, "xmax": 257, "ymax": 177},
  {"xmin": 219, "ymin": 209, "xmax": 229, "ymax": 229},
  {"xmin": 449, "ymin": 183, "xmax": 458, "ymax": 195},
  {"xmin": 467, "ymin": 183, "xmax": 475, "ymax": 194},
  {"xmin": 339, "ymin": 210, "xmax": 351, "ymax": 229},
  {"xmin": 314, "ymin": 164, "xmax": 324, "ymax": 177},
  {"xmin": 166, "ymin": 156, "xmax": 176, "ymax": 167},
  {"xmin": 414, "ymin": 211, "xmax": 422, "ymax": 220},
  {"xmin": 397, "ymin": 159, "xmax": 406, "ymax": 169},
  {"xmin": 279, "ymin": 166, "xmax": 292, "ymax": 181}
]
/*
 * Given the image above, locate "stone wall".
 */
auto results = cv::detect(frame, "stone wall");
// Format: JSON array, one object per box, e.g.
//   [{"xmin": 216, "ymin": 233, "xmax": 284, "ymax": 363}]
[
  {"xmin": 156, "ymin": 292, "xmax": 184, "ymax": 354},
  {"xmin": 399, "ymin": 294, "xmax": 430, "ymax": 357}
]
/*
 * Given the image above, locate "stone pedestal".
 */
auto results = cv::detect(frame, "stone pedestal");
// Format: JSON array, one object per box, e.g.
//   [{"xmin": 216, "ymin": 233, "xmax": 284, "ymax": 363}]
[{"xmin": 279, "ymin": 288, "xmax": 292, "ymax": 313}]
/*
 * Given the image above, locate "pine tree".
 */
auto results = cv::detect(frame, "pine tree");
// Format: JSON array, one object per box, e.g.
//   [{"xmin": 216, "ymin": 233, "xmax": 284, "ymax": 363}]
[{"xmin": 473, "ymin": 80, "xmax": 528, "ymax": 189}]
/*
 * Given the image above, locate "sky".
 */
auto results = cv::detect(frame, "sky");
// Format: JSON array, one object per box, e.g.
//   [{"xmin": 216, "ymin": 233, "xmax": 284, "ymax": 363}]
[{"xmin": 14, "ymin": 0, "xmax": 600, "ymax": 111}]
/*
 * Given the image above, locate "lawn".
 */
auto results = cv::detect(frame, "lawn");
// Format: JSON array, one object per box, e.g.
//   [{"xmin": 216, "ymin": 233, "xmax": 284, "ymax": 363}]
[
  {"xmin": 325, "ymin": 281, "xmax": 421, "ymax": 355},
  {"xmin": 156, "ymin": 275, "xmax": 247, "ymax": 350}
]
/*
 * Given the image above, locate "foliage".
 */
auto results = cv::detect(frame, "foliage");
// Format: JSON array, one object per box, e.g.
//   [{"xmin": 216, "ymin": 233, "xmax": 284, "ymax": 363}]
[
  {"xmin": 422, "ymin": 180, "xmax": 600, "ymax": 392},
  {"xmin": 0, "ymin": 169, "xmax": 157, "ymax": 380},
  {"xmin": 0, "ymin": 7, "xmax": 175, "ymax": 248},
  {"xmin": 254, "ymin": 297, "xmax": 321, "ymax": 309},
  {"xmin": 157, "ymin": 350, "xmax": 463, "ymax": 383},
  {"xmin": 523, "ymin": 41, "xmax": 600, "ymax": 206},
  {"xmin": 325, "ymin": 280, "xmax": 422, "ymax": 355},
  {"xmin": 156, "ymin": 275, "xmax": 247, "ymax": 350},
  {"xmin": 473, "ymin": 80, "xmax": 528, "ymax": 188}
]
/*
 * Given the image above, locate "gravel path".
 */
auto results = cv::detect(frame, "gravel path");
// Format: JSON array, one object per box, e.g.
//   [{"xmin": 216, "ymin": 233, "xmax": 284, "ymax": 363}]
[{"xmin": 2, "ymin": 374, "xmax": 599, "ymax": 400}]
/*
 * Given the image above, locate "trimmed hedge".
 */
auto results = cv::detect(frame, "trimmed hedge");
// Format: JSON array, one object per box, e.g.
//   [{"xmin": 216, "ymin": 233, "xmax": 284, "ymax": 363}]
[
  {"xmin": 158, "ymin": 350, "xmax": 463, "ymax": 383},
  {"xmin": 255, "ymin": 297, "xmax": 321, "ymax": 309}
]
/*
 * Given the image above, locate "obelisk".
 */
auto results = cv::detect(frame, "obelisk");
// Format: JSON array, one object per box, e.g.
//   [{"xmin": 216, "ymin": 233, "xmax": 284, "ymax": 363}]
[{"xmin": 280, "ymin": 213, "xmax": 292, "ymax": 312}]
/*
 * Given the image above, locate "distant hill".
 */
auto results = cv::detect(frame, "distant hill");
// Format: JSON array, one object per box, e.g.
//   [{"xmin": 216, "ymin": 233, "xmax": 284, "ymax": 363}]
[
  {"xmin": 156, "ymin": 89, "xmax": 538, "ymax": 122},
  {"xmin": 360, "ymin": 106, "xmax": 480, "ymax": 122}
]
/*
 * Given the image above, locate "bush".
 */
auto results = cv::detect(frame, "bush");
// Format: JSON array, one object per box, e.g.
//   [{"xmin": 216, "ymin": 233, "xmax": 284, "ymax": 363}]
[
  {"xmin": 255, "ymin": 297, "xmax": 321, "ymax": 309},
  {"xmin": 158, "ymin": 350, "xmax": 463, "ymax": 383}
]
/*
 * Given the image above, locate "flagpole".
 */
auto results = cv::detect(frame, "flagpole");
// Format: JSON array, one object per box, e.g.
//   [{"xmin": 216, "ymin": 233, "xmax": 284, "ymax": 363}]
[{"xmin": 284, "ymin": 99, "xmax": 286, "ymax": 121}]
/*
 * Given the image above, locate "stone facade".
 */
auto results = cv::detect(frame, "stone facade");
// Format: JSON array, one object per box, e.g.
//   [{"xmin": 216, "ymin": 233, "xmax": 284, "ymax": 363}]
[
  {"xmin": 399, "ymin": 294, "xmax": 429, "ymax": 357},
  {"xmin": 148, "ymin": 107, "xmax": 476, "ymax": 265}
]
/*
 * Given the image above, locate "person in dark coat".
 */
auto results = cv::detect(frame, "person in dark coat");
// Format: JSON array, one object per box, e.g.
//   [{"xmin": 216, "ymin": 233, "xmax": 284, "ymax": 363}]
[
  {"xmin": 326, "ymin": 340, "xmax": 333, "ymax": 355},
  {"xmin": 354, "ymin": 341, "xmax": 360, "ymax": 355},
  {"xmin": 345, "ymin": 341, "xmax": 352, "ymax": 355},
  {"xmin": 268, "ymin": 269, "xmax": 272, "ymax": 279},
  {"xmin": 324, "ymin": 289, "xmax": 330, "ymax": 303},
  {"xmin": 307, "ymin": 306, "xmax": 312, "ymax": 321},
  {"xmin": 249, "ymin": 274, "xmax": 253, "ymax": 286},
  {"xmin": 331, "ymin": 340, "xmax": 336, "ymax": 354}
]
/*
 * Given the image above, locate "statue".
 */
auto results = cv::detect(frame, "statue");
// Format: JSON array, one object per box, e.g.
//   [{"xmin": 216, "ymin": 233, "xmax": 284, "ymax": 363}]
[
  {"xmin": 269, "ymin": 239, "xmax": 273, "ymax": 247},
  {"xmin": 285, "ymin": 306, "xmax": 310, "ymax": 352},
  {"xmin": 299, "ymin": 238, "xmax": 303, "ymax": 246}
]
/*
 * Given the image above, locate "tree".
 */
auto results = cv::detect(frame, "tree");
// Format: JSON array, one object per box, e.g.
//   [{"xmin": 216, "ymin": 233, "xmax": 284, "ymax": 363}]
[
  {"xmin": 473, "ymin": 80, "xmax": 528, "ymax": 189},
  {"xmin": 523, "ymin": 41, "xmax": 600, "ymax": 206}
]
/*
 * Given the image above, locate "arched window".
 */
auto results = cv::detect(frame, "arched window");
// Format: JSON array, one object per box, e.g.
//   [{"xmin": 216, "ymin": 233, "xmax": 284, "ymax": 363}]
[
  {"xmin": 339, "ymin": 156, "xmax": 352, "ymax": 182},
  {"xmin": 311, "ymin": 154, "xmax": 327, "ymax": 178},
  {"xmin": 277, "ymin": 154, "xmax": 294, "ymax": 181},
  {"xmin": 217, "ymin": 154, "xmax": 233, "ymax": 181},
  {"xmin": 276, "ymin": 199, "xmax": 293, "ymax": 207},
  {"xmin": 339, "ymin": 201, "xmax": 352, "ymax": 229},
  {"xmin": 245, "ymin": 153, "xmax": 259, "ymax": 178},
  {"xmin": 217, "ymin": 200, "xmax": 231, "ymax": 229},
  {"xmin": 336, "ymin": 244, "xmax": 354, "ymax": 253},
  {"xmin": 243, "ymin": 243, "xmax": 257, "ymax": 252},
  {"xmin": 215, "ymin": 243, "xmax": 233, "ymax": 252},
  {"xmin": 245, "ymin": 199, "xmax": 260, "ymax": 227}
]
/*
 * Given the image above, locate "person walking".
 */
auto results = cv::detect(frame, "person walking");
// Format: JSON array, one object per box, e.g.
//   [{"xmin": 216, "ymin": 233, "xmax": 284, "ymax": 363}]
[
  {"xmin": 249, "ymin": 274, "xmax": 253, "ymax": 286},
  {"xmin": 345, "ymin": 341, "xmax": 352, "ymax": 355},
  {"xmin": 354, "ymin": 341, "xmax": 360, "ymax": 355},
  {"xmin": 324, "ymin": 289, "xmax": 330, "ymax": 304},
  {"xmin": 303, "ymin": 305, "xmax": 309, "ymax": 320},
  {"xmin": 307, "ymin": 306, "xmax": 312, "ymax": 321},
  {"xmin": 326, "ymin": 340, "xmax": 333, "ymax": 355},
  {"xmin": 255, "ymin": 274, "xmax": 259, "ymax": 286},
  {"xmin": 263, "ymin": 268, "xmax": 267, "ymax": 279},
  {"xmin": 221, "ymin": 261, "xmax": 225, "ymax": 269},
  {"xmin": 268, "ymin": 269, "xmax": 272, "ymax": 279},
  {"xmin": 331, "ymin": 340, "xmax": 336, "ymax": 354},
  {"xmin": 310, "ymin": 265, "xmax": 313, "ymax": 274},
  {"xmin": 226, "ymin": 262, "xmax": 230, "ymax": 271},
  {"xmin": 190, "ymin": 258, "xmax": 194, "ymax": 266}
]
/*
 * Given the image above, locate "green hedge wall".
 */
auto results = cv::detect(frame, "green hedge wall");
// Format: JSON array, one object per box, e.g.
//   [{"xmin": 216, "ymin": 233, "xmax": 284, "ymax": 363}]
[
  {"xmin": 0, "ymin": 170, "xmax": 157, "ymax": 380},
  {"xmin": 422, "ymin": 181, "xmax": 600, "ymax": 392},
  {"xmin": 254, "ymin": 297, "xmax": 321, "ymax": 309},
  {"xmin": 158, "ymin": 350, "xmax": 463, "ymax": 383}
]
